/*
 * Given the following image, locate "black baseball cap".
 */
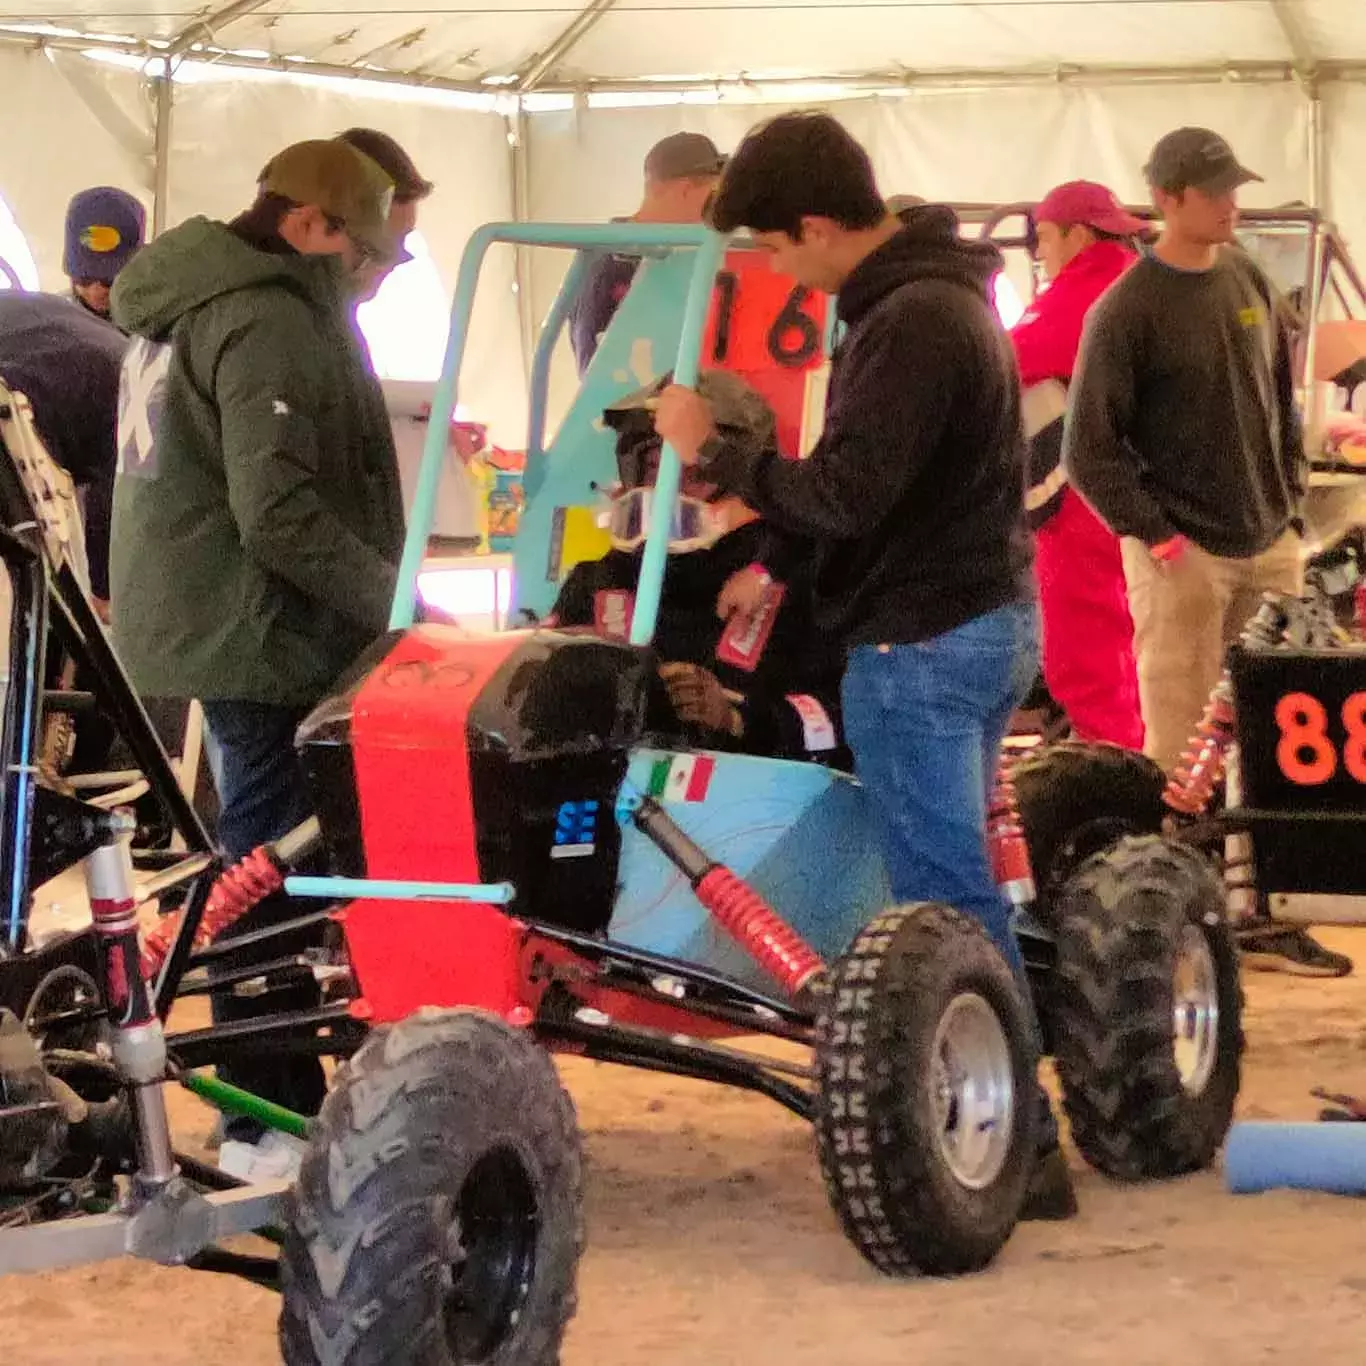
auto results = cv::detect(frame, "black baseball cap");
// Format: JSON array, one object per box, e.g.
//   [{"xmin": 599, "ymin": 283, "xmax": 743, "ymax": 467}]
[
  {"xmin": 1144, "ymin": 127, "xmax": 1263, "ymax": 195},
  {"xmin": 644, "ymin": 132, "xmax": 727, "ymax": 182}
]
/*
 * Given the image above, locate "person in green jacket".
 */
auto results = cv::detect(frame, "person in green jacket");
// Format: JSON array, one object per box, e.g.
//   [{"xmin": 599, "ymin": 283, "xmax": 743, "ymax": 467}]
[{"xmin": 110, "ymin": 138, "xmax": 402, "ymax": 1180}]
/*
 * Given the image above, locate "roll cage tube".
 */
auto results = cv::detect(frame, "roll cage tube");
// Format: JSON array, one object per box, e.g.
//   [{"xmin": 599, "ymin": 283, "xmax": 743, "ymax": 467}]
[{"xmin": 389, "ymin": 222, "xmax": 726, "ymax": 648}]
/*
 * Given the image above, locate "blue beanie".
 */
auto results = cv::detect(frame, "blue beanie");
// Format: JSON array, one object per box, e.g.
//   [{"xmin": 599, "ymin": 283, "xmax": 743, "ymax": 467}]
[{"xmin": 63, "ymin": 187, "xmax": 146, "ymax": 283}]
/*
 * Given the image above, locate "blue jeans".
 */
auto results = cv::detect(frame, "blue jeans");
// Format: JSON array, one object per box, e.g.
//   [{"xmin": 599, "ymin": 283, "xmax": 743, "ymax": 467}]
[
  {"xmin": 841, "ymin": 601, "xmax": 1040, "ymax": 977},
  {"xmin": 201, "ymin": 700, "xmax": 324, "ymax": 1137}
]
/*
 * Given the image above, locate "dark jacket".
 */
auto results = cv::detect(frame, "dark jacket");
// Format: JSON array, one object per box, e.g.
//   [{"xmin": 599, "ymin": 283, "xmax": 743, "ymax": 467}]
[
  {"xmin": 699, "ymin": 206, "xmax": 1033, "ymax": 648},
  {"xmin": 109, "ymin": 216, "xmax": 405, "ymax": 705},
  {"xmin": 0, "ymin": 292, "xmax": 127, "ymax": 597},
  {"xmin": 552, "ymin": 520, "xmax": 848, "ymax": 764}
]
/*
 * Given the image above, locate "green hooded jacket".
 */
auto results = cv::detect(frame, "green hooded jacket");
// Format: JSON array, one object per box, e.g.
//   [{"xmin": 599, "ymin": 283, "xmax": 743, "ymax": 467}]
[{"xmin": 109, "ymin": 217, "xmax": 405, "ymax": 706}]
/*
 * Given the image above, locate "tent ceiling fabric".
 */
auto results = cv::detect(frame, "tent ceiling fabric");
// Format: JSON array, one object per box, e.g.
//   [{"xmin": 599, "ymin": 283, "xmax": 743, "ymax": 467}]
[{"xmin": 8, "ymin": 0, "xmax": 1366, "ymax": 90}]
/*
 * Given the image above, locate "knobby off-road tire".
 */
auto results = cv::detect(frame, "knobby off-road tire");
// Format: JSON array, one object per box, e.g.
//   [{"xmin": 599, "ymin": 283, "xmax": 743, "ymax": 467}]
[
  {"xmin": 1013, "ymin": 741, "xmax": 1167, "ymax": 930},
  {"xmin": 280, "ymin": 1008, "xmax": 583, "ymax": 1366},
  {"xmin": 814, "ymin": 903, "xmax": 1039, "ymax": 1277},
  {"xmin": 1052, "ymin": 836, "xmax": 1242, "ymax": 1181}
]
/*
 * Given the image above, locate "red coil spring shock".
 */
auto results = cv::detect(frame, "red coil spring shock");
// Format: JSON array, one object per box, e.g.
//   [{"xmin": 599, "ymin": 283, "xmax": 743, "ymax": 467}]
[
  {"xmin": 987, "ymin": 757, "xmax": 1037, "ymax": 911},
  {"xmin": 140, "ymin": 846, "xmax": 284, "ymax": 980},
  {"xmin": 1162, "ymin": 677, "xmax": 1237, "ymax": 817},
  {"xmin": 693, "ymin": 865, "xmax": 825, "ymax": 996}
]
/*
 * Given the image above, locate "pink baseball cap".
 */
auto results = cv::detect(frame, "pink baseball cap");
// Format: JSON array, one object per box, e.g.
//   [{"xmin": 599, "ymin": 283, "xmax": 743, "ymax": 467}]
[{"xmin": 1035, "ymin": 181, "xmax": 1147, "ymax": 236}]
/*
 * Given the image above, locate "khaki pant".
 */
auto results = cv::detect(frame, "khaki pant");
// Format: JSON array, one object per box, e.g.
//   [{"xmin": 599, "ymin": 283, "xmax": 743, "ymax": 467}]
[{"xmin": 1121, "ymin": 530, "xmax": 1304, "ymax": 774}]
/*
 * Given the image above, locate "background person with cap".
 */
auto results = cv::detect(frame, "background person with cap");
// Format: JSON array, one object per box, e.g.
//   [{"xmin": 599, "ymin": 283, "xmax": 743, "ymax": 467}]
[
  {"xmin": 1010, "ymin": 180, "xmax": 1146, "ymax": 750},
  {"xmin": 1064, "ymin": 127, "xmax": 1350, "ymax": 978},
  {"xmin": 63, "ymin": 186, "xmax": 145, "ymax": 321},
  {"xmin": 567, "ymin": 131, "xmax": 726, "ymax": 376},
  {"xmin": 109, "ymin": 138, "xmax": 406, "ymax": 1177},
  {"xmin": 335, "ymin": 126, "xmax": 434, "ymax": 303}
]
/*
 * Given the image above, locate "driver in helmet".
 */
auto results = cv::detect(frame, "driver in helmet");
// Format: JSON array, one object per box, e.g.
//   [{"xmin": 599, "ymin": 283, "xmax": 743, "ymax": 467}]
[{"xmin": 549, "ymin": 370, "xmax": 847, "ymax": 767}]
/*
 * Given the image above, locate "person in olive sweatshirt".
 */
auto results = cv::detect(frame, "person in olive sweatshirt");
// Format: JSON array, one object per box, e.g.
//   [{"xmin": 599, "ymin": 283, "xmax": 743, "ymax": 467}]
[
  {"xmin": 1063, "ymin": 128, "xmax": 1349, "ymax": 980},
  {"xmin": 109, "ymin": 139, "xmax": 401, "ymax": 1177},
  {"xmin": 654, "ymin": 112, "xmax": 1074, "ymax": 1221}
]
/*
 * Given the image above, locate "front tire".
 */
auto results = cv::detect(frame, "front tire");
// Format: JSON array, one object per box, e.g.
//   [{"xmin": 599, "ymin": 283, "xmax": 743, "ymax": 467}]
[
  {"xmin": 280, "ymin": 1008, "xmax": 583, "ymax": 1366},
  {"xmin": 814, "ymin": 903, "xmax": 1039, "ymax": 1277},
  {"xmin": 1051, "ymin": 836, "xmax": 1242, "ymax": 1180}
]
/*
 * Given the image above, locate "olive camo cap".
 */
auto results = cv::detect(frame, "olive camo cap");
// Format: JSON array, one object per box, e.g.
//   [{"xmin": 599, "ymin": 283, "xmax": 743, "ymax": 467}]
[{"xmin": 259, "ymin": 139, "xmax": 396, "ymax": 255}]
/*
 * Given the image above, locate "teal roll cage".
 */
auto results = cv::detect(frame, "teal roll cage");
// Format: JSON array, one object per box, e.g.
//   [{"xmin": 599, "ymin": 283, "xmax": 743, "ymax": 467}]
[{"xmin": 390, "ymin": 222, "xmax": 728, "ymax": 648}]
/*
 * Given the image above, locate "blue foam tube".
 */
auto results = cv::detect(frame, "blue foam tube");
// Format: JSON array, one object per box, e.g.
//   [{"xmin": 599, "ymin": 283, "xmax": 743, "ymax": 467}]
[{"xmin": 1224, "ymin": 1120, "xmax": 1366, "ymax": 1195}]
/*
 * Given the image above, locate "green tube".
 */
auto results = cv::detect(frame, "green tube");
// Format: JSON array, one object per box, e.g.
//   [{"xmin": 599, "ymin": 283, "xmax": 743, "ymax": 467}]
[{"xmin": 181, "ymin": 1072, "xmax": 312, "ymax": 1141}]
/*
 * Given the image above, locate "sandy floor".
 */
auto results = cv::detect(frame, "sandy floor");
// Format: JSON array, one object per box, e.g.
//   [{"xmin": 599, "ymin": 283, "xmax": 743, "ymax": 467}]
[{"xmin": 4, "ymin": 931, "xmax": 1366, "ymax": 1366}]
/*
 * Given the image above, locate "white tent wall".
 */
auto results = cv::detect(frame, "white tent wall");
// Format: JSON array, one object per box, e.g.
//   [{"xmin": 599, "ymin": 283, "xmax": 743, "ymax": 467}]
[
  {"xmin": 1323, "ymin": 82, "xmax": 1366, "ymax": 268},
  {"xmin": 0, "ymin": 47, "xmax": 152, "ymax": 288}
]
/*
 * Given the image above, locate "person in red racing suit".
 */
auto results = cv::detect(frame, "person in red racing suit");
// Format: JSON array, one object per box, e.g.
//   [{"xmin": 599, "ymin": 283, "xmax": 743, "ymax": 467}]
[{"xmin": 1011, "ymin": 181, "xmax": 1146, "ymax": 749}]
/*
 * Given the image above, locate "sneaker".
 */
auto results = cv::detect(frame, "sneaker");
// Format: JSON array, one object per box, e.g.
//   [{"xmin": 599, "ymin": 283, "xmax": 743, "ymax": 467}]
[
  {"xmin": 1021, "ymin": 1144, "xmax": 1078, "ymax": 1222},
  {"xmin": 218, "ymin": 1130, "xmax": 305, "ymax": 1184},
  {"xmin": 1236, "ymin": 924, "xmax": 1353, "ymax": 978}
]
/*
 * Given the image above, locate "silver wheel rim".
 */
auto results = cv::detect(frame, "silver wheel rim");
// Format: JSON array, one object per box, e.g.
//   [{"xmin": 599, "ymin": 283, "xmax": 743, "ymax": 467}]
[
  {"xmin": 1173, "ymin": 924, "xmax": 1220, "ymax": 1095},
  {"xmin": 929, "ymin": 992, "xmax": 1015, "ymax": 1190}
]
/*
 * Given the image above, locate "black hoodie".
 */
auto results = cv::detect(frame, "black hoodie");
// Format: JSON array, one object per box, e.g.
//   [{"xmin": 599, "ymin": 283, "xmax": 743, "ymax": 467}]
[{"xmin": 699, "ymin": 206, "xmax": 1033, "ymax": 648}]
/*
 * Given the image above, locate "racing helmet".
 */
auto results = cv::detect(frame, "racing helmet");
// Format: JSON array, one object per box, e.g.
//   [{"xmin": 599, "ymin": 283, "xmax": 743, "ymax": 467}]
[{"xmin": 599, "ymin": 370, "xmax": 776, "ymax": 553}]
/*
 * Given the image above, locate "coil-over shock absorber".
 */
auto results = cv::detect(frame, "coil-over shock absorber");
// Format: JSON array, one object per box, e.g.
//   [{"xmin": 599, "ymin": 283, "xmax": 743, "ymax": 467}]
[
  {"xmin": 1162, "ymin": 595, "xmax": 1291, "ymax": 819},
  {"xmin": 631, "ymin": 795, "xmax": 826, "ymax": 999}
]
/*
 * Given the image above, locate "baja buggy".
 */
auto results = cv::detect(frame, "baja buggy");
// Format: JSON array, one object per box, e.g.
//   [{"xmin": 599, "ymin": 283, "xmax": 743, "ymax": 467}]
[{"xmin": 0, "ymin": 221, "xmax": 1242, "ymax": 1365}]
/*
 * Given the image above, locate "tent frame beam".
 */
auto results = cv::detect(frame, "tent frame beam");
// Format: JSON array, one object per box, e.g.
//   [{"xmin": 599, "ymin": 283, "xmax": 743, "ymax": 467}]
[
  {"xmin": 166, "ymin": 0, "xmax": 276, "ymax": 60},
  {"xmin": 11, "ymin": 26, "xmax": 1366, "ymax": 100},
  {"xmin": 517, "ymin": 0, "xmax": 619, "ymax": 93},
  {"xmin": 1267, "ymin": 0, "xmax": 1318, "ymax": 76}
]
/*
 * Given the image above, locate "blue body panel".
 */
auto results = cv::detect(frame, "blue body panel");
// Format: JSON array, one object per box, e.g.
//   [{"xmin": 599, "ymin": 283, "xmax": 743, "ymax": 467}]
[{"xmin": 609, "ymin": 748, "xmax": 890, "ymax": 994}]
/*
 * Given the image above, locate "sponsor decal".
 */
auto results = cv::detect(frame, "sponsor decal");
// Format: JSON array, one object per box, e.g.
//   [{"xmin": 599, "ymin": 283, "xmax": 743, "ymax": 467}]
[
  {"xmin": 715, "ymin": 582, "xmax": 785, "ymax": 671},
  {"xmin": 594, "ymin": 589, "xmax": 634, "ymax": 641},
  {"xmin": 647, "ymin": 753, "xmax": 715, "ymax": 803},
  {"xmin": 786, "ymin": 694, "xmax": 837, "ymax": 752},
  {"xmin": 551, "ymin": 799, "xmax": 598, "ymax": 859}
]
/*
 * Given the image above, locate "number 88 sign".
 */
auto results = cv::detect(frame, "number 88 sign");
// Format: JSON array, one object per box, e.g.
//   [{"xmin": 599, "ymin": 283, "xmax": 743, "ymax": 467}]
[{"xmin": 1274, "ymin": 690, "xmax": 1366, "ymax": 786}]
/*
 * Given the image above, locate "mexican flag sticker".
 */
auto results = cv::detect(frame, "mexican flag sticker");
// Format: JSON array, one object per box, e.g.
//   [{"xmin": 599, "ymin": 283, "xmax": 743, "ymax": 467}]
[{"xmin": 647, "ymin": 753, "xmax": 715, "ymax": 803}]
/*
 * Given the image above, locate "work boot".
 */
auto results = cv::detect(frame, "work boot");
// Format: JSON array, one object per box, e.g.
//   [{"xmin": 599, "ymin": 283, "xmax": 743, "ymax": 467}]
[
  {"xmin": 1236, "ymin": 922, "xmax": 1353, "ymax": 978},
  {"xmin": 1023, "ymin": 1084, "xmax": 1078, "ymax": 1221},
  {"xmin": 1022, "ymin": 1142, "xmax": 1078, "ymax": 1221}
]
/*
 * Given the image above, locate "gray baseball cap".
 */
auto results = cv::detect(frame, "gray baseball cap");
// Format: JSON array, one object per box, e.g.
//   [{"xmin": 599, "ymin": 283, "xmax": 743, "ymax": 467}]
[
  {"xmin": 1144, "ymin": 127, "xmax": 1263, "ymax": 195},
  {"xmin": 644, "ymin": 132, "xmax": 727, "ymax": 182}
]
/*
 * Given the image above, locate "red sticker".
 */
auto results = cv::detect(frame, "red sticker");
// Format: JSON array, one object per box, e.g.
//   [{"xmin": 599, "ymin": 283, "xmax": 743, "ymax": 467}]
[
  {"xmin": 594, "ymin": 589, "xmax": 634, "ymax": 641},
  {"xmin": 715, "ymin": 582, "xmax": 786, "ymax": 671}
]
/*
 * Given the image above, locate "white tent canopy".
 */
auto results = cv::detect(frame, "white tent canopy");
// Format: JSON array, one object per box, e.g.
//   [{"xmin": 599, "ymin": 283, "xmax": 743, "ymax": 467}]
[
  {"xmin": 6, "ymin": 0, "xmax": 1366, "ymax": 91},
  {"xmin": 0, "ymin": 0, "xmax": 1364, "ymax": 438}
]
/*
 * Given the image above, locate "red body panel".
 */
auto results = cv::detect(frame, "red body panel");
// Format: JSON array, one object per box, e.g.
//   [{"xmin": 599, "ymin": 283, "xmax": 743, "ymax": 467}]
[{"xmin": 344, "ymin": 627, "xmax": 528, "ymax": 1021}]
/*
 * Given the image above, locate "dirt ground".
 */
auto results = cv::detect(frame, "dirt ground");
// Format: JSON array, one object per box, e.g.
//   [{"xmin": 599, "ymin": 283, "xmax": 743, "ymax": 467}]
[{"xmin": 4, "ymin": 930, "xmax": 1366, "ymax": 1366}]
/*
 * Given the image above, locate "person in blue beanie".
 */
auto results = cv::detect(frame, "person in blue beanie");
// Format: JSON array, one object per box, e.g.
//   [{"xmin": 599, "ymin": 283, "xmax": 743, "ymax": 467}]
[{"xmin": 64, "ymin": 186, "xmax": 146, "ymax": 321}]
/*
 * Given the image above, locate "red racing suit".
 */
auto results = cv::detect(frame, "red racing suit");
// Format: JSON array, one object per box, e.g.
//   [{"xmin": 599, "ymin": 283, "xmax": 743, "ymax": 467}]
[{"xmin": 1010, "ymin": 240, "xmax": 1144, "ymax": 749}]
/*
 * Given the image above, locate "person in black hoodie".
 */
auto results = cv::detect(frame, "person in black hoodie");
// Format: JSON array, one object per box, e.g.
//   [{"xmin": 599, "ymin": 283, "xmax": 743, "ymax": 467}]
[{"xmin": 654, "ymin": 112, "xmax": 1073, "ymax": 1220}]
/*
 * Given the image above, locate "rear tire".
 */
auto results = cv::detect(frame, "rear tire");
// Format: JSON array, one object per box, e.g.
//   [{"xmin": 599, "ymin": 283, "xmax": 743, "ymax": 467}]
[
  {"xmin": 279, "ymin": 1008, "xmax": 582, "ymax": 1366},
  {"xmin": 1052, "ymin": 836, "xmax": 1242, "ymax": 1180},
  {"xmin": 814, "ymin": 903, "xmax": 1039, "ymax": 1277},
  {"xmin": 1013, "ymin": 742, "xmax": 1166, "ymax": 930}
]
